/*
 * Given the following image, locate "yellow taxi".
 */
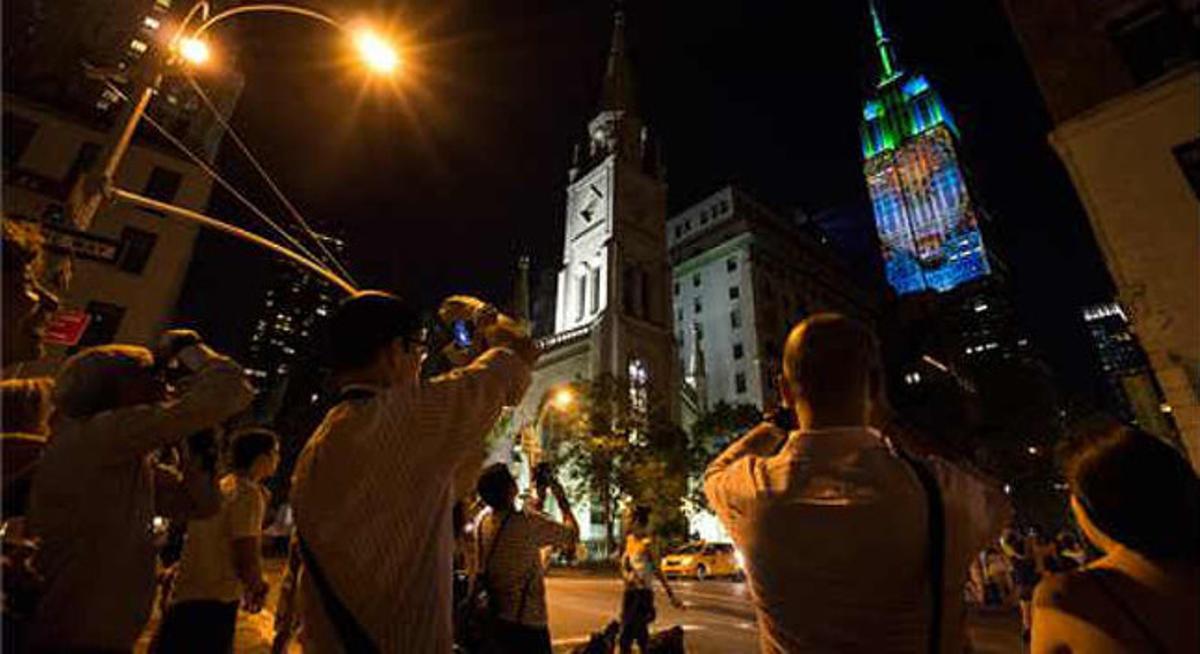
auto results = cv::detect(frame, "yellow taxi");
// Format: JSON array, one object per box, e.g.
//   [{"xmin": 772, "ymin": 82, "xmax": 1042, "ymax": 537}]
[{"xmin": 661, "ymin": 541, "xmax": 742, "ymax": 580}]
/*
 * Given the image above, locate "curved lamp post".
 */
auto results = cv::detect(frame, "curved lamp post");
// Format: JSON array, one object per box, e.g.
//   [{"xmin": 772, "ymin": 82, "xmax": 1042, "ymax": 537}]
[{"xmin": 71, "ymin": 1, "xmax": 401, "ymax": 294}]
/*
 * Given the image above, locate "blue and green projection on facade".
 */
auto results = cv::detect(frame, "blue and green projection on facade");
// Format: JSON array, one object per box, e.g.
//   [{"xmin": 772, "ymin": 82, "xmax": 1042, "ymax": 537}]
[{"xmin": 861, "ymin": 0, "xmax": 990, "ymax": 295}]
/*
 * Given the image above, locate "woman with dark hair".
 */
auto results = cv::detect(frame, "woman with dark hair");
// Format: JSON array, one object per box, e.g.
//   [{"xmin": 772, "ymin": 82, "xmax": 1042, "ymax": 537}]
[{"xmin": 1032, "ymin": 424, "xmax": 1200, "ymax": 653}]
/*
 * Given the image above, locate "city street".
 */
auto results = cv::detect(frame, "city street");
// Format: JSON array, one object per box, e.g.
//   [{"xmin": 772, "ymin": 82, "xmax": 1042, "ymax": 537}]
[
  {"xmin": 544, "ymin": 576, "xmax": 759, "ymax": 652},
  {"xmin": 138, "ymin": 562, "xmax": 1024, "ymax": 653},
  {"xmin": 541, "ymin": 575, "xmax": 1024, "ymax": 653}
]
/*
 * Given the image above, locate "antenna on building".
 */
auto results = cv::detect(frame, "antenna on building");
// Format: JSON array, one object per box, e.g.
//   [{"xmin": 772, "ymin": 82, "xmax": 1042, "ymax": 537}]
[{"xmin": 868, "ymin": 0, "xmax": 901, "ymax": 85}]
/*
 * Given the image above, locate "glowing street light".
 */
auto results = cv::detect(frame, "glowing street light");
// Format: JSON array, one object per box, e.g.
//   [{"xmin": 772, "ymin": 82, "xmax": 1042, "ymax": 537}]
[
  {"xmin": 354, "ymin": 29, "xmax": 400, "ymax": 74},
  {"xmin": 178, "ymin": 37, "xmax": 211, "ymax": 65},
  {"xmin": 551, "ymin": 387, "xmax": 575, "ymax": 411}
]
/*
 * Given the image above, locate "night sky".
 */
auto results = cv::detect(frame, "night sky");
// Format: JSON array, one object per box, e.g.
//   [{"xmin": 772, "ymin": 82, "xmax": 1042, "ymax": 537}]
[{"xmin": 176, "ymin": 0, "xmax": 1113, "ymax": 397}]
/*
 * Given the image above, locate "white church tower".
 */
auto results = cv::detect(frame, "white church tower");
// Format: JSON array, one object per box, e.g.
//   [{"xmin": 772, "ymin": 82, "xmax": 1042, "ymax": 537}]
[{"xmin": 510, "ymin": 6, "xmax": 679, "ymax": 550}]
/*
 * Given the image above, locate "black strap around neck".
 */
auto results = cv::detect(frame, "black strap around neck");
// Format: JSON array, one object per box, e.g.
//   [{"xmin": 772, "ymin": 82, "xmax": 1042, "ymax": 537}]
[{"xmin": 891, "ymin": 443, "xmax": 945, "ymax": 654}]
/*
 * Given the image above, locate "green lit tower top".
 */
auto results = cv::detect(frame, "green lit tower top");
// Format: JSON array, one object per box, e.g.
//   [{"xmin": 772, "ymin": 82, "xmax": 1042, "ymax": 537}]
[
  {"xmin": 861, "ymin": 0, "xmax": 990, "ymax": 295},
  {"xmin": 869, "ymin": 0, "xmax": 900, "ymax": 85}
]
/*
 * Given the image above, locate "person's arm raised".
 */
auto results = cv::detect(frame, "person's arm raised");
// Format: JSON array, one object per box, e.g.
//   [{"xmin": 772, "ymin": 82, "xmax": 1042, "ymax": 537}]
[
  {"xmin": 418, "ymin": 313, "xmax": 535, "ymax": 466},
  {"xmin": 98, "ymin": 342, "xmax": 254, "ymax": 465},
  {"xmin": 703, "ymin": 422, "xmax": 787, "ymax": 527}
]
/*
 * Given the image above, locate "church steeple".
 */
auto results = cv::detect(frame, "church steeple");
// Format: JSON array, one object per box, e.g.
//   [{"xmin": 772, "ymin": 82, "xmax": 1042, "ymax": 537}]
[
  {"xmin": 582, "ymin": 2, "xmax": 659, "ymax": 177},
  {"xmin": 600, "ymin": 4, "xmax": 636, "ymax": 114},
  {"xmin": 868, "ymin": 0, "xmax": 901, "ymax": 86},
  {"xmin": 512, "ymin": 255, "xmax": 531, "ymax": 327}
]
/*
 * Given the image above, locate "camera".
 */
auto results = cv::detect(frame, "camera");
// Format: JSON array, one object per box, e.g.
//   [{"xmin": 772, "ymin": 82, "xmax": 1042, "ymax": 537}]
[{"xmin": 765, "ymin": 403, "xmax": 796, "ymax": 431}]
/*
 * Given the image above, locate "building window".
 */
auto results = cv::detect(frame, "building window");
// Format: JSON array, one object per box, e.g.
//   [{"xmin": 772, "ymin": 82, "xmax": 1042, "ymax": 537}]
[
  {"xmin": 1107, "ymin": 6, "xmax": 1197, "ymax": 85},
  {"xmin": 628, "ymin": 357, "xmax": 649, "ymax": 416},
  {"xmin": 116, "ymin": 227, "xmax": 157, "ymax": 274},
  {"xmin": 77, "ymin": 301, "xmax": 127, "ymax": 348},
  {"xmin": 2, "ymin": 113, "xmax": 38, "ymax": 166},
  {"xmin": 144, "ymin": 166, "xmax": 183, "ymax": 203},
  {"xmin": 576, "ymin": 273, "xmax": 587, "ymax": 320},
  {"xmin": 692, "ymin": 273, "xmax": 700, "ymax": 288},
  {"xmin": 730, "ymin": 308, "xmax": 741, "ymax": 329},
  {"xmin": 735, "ymin": 372, "xmax": 747, "ymax": 394},
  {"xmin": 733, "ymin": 343, "xmax": 744, "ymax": 360},
  {"xmin": 674, "ymin": 225, "xmax": 683, "ymax": 238},
  {"xmin": 693, "ymin": 298, "xmax": 702, "ymax": 314},
  {"xmin": 65, "ymin": 142, "xmax": 102, "ymax": 189},
  {"xmin": 673, "ymin": 281, "xmax": 680, "ymax": 296},
  {"xmin": 726, "ymin": 257, "xmax": 737, "ymax": 272},
  {"xmin": 728, "ymin": 286, "xmax": 740, "ymax": 300},
  {"xmin": 590, "ymin": 267, "xmax": 602, "ymax": 315}
]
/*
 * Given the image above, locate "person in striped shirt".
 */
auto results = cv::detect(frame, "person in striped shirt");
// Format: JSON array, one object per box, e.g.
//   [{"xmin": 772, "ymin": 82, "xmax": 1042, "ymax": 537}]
[{"xmin": 291, "ymin": 291, "xmax": 535, "ymax": 652}]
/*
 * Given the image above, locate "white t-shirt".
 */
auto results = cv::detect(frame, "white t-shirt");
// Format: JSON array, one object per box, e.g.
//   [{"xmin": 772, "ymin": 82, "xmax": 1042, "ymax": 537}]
[{"xmin": 171, "ymin": 474, "xmax": 267, "ymax": 604}]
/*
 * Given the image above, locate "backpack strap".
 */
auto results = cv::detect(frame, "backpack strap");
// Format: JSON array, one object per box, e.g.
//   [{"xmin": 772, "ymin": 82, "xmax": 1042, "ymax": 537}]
[
  {"xmin": 296, "ymin": 533, "xmax": 380, "ymax": 654},
  {"xmin": 477, "ymin": 510, "xmax": 515, "ymax": 585},
  {"xmin": 894, "ymin": 446, "xmax": 946, "ymax": 654}
]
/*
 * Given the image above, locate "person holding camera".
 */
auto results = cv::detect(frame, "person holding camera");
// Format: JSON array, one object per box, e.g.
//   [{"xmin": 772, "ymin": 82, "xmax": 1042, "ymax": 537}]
[
  {"xmin": 704, "ymin": 314, "xmax": 1009, "ymax": 654},
  {"xmin": 25, "ymin": 331, "xmax": 254, "ymax": 653},
  {"xmin": 290, "ymin": 291, "xmax": 536, "ymax": 653},
  {"xmin": 472, "ymin": 462, "xmax": 579, "ymax": 653},
  {"xmin": 154, "ymin": 428, "xmax": 280, "ymax": 654}
]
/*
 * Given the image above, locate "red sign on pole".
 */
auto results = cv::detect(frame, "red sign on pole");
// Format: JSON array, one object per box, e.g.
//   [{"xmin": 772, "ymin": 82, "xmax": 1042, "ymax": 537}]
[{"xmin": 43, "ymin": 309, "xmax": 91, "ymax": 347}]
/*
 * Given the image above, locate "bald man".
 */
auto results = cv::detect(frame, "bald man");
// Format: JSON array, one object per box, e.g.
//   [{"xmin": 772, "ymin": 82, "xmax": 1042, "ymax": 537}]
[{"xmin": 705, "ymin": 313, "xmax": 1009, "ymax": 653}]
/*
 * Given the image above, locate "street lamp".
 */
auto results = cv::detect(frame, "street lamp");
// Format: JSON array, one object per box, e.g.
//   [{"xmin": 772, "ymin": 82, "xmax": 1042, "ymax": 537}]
[
  {"xmin": 177, "ymin": 37, "xmax": 210, "ymax": 66},
  {"xmin": 521, "ymin": 386, "xmax": 576, "ymax": 471},
  {"xmin": 68, "ymin": 1, "xmax": 401, "ymax": 294},
  {"xmin": 354, "ymin": 29, "xmax": 401, "ymax": 74}
]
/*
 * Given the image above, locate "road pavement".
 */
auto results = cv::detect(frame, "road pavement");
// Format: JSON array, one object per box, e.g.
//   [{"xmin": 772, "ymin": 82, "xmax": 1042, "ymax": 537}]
[
  {"xmin": 542, "ymin": 575, "xmax": 1024, "ymax": 653},
  {"xmin": 137, "ymin": 563, "xmax": 1024, "ymax": 653}
]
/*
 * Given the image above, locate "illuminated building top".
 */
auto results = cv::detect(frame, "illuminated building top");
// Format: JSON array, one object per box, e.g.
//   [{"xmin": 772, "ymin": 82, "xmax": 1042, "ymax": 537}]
[{"xmin": 860, "ymin": 0, "xmax": 990, "ymax": 295}]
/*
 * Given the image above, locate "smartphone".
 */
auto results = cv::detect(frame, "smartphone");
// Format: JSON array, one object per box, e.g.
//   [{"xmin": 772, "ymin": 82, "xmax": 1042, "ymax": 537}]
[{"xmin": 451, "ymin": 319, "xmax": 474, "ymax": 348}]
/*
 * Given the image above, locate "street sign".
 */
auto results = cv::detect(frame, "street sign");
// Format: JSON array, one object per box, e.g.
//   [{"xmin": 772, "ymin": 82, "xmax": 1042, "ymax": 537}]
[{"xmin": 43, "ymin": 309, "xmax": 91, "ymax": 347}]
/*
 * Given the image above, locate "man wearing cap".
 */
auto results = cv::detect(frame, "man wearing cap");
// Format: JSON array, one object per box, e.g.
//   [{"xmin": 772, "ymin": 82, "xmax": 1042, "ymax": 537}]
[
  {"xmin": 291, "ymin": 291, "xmax": 536, "ymax": 653},
  {"xmin": 26, "ymin": 333, "xmax": 254, "ymax": 652}
]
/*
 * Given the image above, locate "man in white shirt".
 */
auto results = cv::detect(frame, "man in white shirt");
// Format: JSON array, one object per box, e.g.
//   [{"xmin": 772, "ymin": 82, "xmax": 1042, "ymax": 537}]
[
  {"xmin": 155, "ymin": 428, "xmax": 280, "ymax": 653},
  {"xmin": 291, "ymin": 291, "xmax": 535, "ymax": 653},
  {"xmin": 28, "ymin": 333, "xmax": 254, "ymax": 652},
  {"xmin": 705, "ymin": 314, "xmax": 1009, "ymax": 653}
]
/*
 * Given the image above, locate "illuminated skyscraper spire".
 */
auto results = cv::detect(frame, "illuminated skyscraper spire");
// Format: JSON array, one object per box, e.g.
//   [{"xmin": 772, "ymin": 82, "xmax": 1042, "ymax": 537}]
[{"xmin": 869, "ymin": 0, "xmax": 901, "ymax": 85}]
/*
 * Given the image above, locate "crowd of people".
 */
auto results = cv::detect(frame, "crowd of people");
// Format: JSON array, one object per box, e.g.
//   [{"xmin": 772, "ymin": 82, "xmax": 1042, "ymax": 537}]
[{"xmin": 2, "ymin": 220, "xmax": 1198, "ymax": 653}]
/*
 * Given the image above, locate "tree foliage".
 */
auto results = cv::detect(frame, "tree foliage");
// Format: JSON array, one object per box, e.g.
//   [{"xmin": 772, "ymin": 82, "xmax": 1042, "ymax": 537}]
[
  {"xmin": 686, "ymin": 402, "xmax": 763, "ymax": 512},
  {"xmin": 548, "ymin": 374, "xmax": 691, "ymax": 554}
]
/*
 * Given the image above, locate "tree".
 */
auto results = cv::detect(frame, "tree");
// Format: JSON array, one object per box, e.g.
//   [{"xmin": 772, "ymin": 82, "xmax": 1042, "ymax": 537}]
[
  {"xmin": 686, "ymin": 402, "xmax": 762, "ymax": 513},
  {"xmin": 549, "ymin": 374, "xmax": 692, "ymax": 556}
]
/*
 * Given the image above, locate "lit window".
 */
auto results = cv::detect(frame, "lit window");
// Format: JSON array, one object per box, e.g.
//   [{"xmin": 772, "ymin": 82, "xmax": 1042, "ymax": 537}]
[
  {"xmin": 129, "ymin": 39, "xmax": 149, "ymax": 54},
  {"xmin": 143, "ymin": 16, "xmax": 161, "ymax": 30}
]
